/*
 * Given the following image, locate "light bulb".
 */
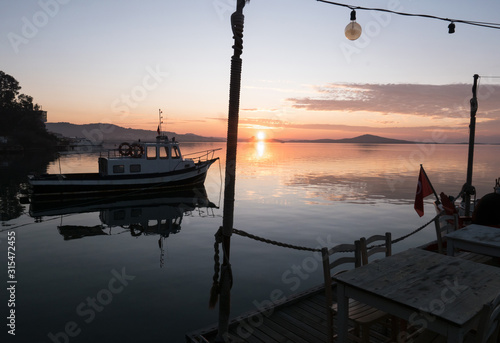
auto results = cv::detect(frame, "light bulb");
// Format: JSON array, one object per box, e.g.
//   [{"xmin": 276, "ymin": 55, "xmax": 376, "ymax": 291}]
[
  {"xmin": 345, "ymin": 21, "xmax": 362, "ymax": 40},
  {"xmin": 345, "ymin": 10, "xmax": 362, "ymax": 41}
]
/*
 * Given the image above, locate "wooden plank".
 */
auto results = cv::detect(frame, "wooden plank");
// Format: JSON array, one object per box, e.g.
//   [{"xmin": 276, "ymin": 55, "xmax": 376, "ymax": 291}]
[
  {"xmin": 307, "ymin": 292, "xmax": 329, "ymax": 309},
  {"xmin": 294, "ymin": 300, "xmax": 327, "ymax": 320},
  {"xmin": 256, "ymin": 315, "xmax": 311, "ymax": 343},
  {"xmin": 282, "ymin": 306, "xmax": 328, "ymax": 337},
  {"xmin": 272, "ymin": 311, "xmax": 327, "ymax": 342},
  {"xmin": 287, "ymin": 304, "xmax": 326, "ymax": 327},
  {"xmin": 231, "ymin": 324, "xmax": 274, "ymax": 343}
]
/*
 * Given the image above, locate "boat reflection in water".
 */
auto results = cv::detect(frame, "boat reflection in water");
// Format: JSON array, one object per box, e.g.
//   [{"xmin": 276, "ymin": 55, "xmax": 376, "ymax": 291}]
[{"xmin": 28, "ymin": 186, "xmax": 218, "ymax": 266}]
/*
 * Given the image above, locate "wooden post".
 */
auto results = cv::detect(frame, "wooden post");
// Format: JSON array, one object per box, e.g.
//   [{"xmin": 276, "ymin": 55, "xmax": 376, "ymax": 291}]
[
  {"xmin": 464, "ymin": 74, "xmax": 479, "ymax": 217},
  {"xmin": 215, "ymin": 1, "xmax": 248, "ymax": 342}
]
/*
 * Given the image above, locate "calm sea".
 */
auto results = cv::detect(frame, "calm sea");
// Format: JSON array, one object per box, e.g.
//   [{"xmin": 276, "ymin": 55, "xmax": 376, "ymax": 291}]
[{"xmin": 1, "ymin": 142, "xmax": 499, "ymax": 342}]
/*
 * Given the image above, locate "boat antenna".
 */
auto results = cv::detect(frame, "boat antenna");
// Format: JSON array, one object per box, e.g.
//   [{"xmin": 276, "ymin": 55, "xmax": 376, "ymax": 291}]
[
  {"xmin": 157, "ymin": 109, "xmax": 163, "ymax": 137},
  {"xmin": 463, "ymin": 74, "xmax": 479, "ymax": 217}
]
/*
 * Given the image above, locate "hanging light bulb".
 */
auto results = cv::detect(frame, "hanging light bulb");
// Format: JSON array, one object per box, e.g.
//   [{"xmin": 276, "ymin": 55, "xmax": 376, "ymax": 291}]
[
  {"xmin": 345, "ymin": 9, "xmax": 362, "ymax": 41},
  {"xmin": 448, "ymin": 22, "xmax": 455, "ymax": 34}
]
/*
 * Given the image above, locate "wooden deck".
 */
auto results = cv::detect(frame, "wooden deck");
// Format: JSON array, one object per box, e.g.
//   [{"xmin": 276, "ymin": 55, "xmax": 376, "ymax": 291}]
[
  {"xmin": 186, "ymin": 248, "xmax": 497, "ymax": 343},
  {"xmin": 185, "ymin": 284, "xmax": 391, "ymax": 343}
]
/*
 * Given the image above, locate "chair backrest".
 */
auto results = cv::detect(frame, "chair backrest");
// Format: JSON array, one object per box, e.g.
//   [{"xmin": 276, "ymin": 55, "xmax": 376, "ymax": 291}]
[
  {"xmin": 360, "ymin": 232, "xmax": 391, "ymax": 265},
  {"xmin": 476, "ymin": 293, "xmax": 500, "ymax": 343},
  {"xmin": 433, "ymin": 211, "xmax": 459, "ymax": 254},
  {"xmin": 321, "ymin": 242, "xmax": 361, "ymax": 279},
  {"xmin": 321, "ymin": 241, "xmax": 361, "ymax": 343}
]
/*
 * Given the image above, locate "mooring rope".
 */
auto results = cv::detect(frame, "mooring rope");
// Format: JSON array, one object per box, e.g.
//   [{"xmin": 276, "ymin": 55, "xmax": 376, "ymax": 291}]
[
  {"xmin": 231, "ymin": 211, "xmax": 444, "ymax": 252},
  {"xmin": 232, "ymin": 228, "xmax": 322, "ymax": 252}
]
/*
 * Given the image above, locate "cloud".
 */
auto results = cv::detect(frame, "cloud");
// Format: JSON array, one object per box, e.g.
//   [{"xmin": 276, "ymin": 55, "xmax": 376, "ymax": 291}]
[
  {"xmin": 210, "ymin": 116, "xmax": 468, "ymax": 136},
  {"xmin": 287, "ymin": 83, "xmax": 500, "ymax": 119}
]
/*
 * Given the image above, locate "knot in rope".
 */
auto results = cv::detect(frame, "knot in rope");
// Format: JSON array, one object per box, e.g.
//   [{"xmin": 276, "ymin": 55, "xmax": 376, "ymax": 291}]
[
  {"xmin": 209, "ymin": 227, "xmax": 234, "ymax": 309},
  {"xmin": 209, "ymin": 227, "xmax": 223, "ymax": 309},
  {"xmin": 231, "ymin": 12, "xmax": 244, "ymax": 57}
]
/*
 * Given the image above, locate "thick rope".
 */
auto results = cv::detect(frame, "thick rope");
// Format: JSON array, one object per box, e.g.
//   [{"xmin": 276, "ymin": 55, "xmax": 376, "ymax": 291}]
[
  {"xmin": 232, "ymin": 211, "xmax": 443, "ymax": 252},
  {"xmin": 232, "ymin": 228, "xmax": 321, "ymax": 252},
  {"xmin": 209, "ymin": 228, "xmax": 223, "ymax": 309}
]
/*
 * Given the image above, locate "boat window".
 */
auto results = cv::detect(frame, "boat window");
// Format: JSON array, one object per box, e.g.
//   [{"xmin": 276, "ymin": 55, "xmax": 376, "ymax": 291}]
[
  {"xmin": 113, "ymin": 210, "xmax": 126, "ymax": 220},
  {"xmin": 113, "ymin": 165, "xmax": 125, "ymax": 173},
  {"xmin": 130, "ymin": 164, "xmax": 141, "ymax": 173},
  {"xmin": 159, "ymin": 146, "xmax": 169, "ymax": 159},
  {"xmin": 172, "ymin": 146, "xmax": 181, "ymax": 159},
  {"xmin": 147, "ymin": 146, "xmax": 157, "ymax": 159}
]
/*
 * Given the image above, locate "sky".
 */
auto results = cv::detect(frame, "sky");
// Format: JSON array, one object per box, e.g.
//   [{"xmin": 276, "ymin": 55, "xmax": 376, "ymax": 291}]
[{"xmin": 1, "ymin": 0, "xmax": 500, "ymax": 143}]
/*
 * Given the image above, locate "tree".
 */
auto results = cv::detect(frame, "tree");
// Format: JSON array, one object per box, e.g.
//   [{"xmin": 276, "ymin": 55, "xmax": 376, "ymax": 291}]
[
  {"xmin": 0, "ymin": 70, "xmax": 57, "ymax": 150},
  {"xmin": 0, "ymin": 71, "xmax": 21, "ymax": 107}
]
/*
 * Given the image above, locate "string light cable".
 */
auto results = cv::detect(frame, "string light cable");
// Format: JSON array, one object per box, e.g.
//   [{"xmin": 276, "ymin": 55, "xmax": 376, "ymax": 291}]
[{"xmin": 317, "ymin": 0, "xmax": 500, "ymax": 33}]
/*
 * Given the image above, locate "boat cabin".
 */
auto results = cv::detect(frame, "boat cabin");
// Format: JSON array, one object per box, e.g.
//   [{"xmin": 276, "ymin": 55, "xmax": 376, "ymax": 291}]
[{"xmin": 98, "ymin": 136, "xmax": 195, "ymax": 176}]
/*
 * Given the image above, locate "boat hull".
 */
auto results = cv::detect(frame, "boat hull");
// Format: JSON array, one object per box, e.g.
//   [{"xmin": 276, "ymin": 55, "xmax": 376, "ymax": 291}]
[{"xmin": 28, "ymin": 159, "xmax": 217, "ymax": 198}]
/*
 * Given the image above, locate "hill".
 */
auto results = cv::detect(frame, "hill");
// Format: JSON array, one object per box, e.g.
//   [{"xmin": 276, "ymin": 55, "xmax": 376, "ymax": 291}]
[
  {"xmin": 45, "ymin": 124, "xmax": 415, "ymax": 145},
  {"xmin": 46, "ymin": 122, "xmax": 225, "ymax": 143},
  {"xmin": 287, "ymin": 134, "xmax": 415, "ymax": 144}
]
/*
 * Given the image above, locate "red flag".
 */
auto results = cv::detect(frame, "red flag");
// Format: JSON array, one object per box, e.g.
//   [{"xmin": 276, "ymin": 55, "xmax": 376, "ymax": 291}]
[
  {"xmin": 414, "ymin": 166, "xmax": 434, "ymax": 217},
  {"xmin": 157, "ymin": 125, "xmax": 160, "ymax": 135}
]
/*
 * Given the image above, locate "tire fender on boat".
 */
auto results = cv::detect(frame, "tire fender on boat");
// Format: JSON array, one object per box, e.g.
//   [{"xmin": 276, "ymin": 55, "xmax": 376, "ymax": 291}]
[
  {"xmin": 129, "ymin": 224, "xmax": 143, "ymax": 236},
  {"xmin": 118, "ymin": 142, "xmax": 132, "ymax": 156},
  {"xmin": 130, "ymin": 143, "xmax": 144, "ymax": 158}
]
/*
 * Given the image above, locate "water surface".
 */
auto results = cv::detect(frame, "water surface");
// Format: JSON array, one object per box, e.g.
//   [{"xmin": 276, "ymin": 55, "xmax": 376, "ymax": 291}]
[{"xmin": 1, "ymin": 142, "xmax": 499, "ymax": 342}]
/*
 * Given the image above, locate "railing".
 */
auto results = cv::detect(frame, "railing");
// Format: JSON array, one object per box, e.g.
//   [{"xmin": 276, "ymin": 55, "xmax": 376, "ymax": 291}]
[
  {"xmin": 183, "ymin": 148, "xmax": 222, "ymax": 163},
  {"xmin": 101, "ymin": 149, "xmax": 122, "ymax": 159}
]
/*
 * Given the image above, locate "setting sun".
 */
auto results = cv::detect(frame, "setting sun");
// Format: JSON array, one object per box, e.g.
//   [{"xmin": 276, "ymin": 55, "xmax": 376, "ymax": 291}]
[{"xmin": 257, "ymin": 131, "xmax": 266, "ymax": 141}]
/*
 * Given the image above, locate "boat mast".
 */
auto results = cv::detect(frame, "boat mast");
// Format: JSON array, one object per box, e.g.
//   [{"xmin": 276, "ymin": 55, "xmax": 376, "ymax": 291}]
[
  {"xmin": 463, "ymin": 74, "xmax": 479, "ymax": 217},
  {"xmin": 158, "ymin": 109, "xmax": 163, "ymax": 137}
]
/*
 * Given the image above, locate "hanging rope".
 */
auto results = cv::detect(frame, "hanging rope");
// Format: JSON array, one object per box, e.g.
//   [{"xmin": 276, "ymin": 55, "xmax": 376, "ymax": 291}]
[
  {"xmin": 232, "ymin": 228, "xmax": 321, "ymax": 252},
  {"xmin": 209, "ymin": 227, "xmax": 235, "ymax": 309},
  {"xmin": 209, "ymin": 228, "xmax": 223, "ymax": 309},
  {"xmin": 231, "ymin": 211, "xmax": 444, "ymax": 252}
]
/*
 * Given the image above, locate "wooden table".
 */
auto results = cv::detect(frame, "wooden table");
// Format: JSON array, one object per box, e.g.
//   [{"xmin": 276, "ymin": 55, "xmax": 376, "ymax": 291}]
[
  {"xmin": 333, "ymin": 248, "xmax": 500, "ymax": 342},
  {"xmin": 447, "ymin": 224, "xmax": 500, "ymax": 257}
]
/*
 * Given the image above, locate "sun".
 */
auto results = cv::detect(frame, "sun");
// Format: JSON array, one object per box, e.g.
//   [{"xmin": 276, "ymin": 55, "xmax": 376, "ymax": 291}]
[{"xmin": 256, "ymin": 131, "xmax": 266, "ymax": 141}]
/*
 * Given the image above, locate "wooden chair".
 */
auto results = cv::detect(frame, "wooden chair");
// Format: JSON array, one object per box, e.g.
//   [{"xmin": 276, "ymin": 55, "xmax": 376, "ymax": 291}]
[
  {"xmin": 410, "ymin": 292, "xmax": 500, "ymax": 343},
  {"xmin": 323, "ymin": 234, "xmax": 393, "ymax": 343},
  {"xmin": 360, "ymin": 232, "xmax": 392, "ymax": 265},
  {"xmin": 433, "ymin": 202, "xmax": 459, "ymax": 254},
  {"xmin": 354, "ymin": 232, "xmax": 395, "ymax": 342},
  {"xmin": 322, "ymin": 242, "xmax": 361, "ymax": 343}
]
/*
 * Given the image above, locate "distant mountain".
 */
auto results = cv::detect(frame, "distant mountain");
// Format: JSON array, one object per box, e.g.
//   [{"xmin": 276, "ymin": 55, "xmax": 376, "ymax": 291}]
[
  {"xmin": 287, "ymin": 134, "xmax": 415, "ymax": 144},
  {"xmin": 241, "ymin": 136, "xmax": 285, "ymax": 143},
  {"xmin": 45, "ymin": 124, "xmax": 414, "ymax": 145},
  {"xmin": 46, "ymin": 122, "xmax": 225, "ymax": 143}
]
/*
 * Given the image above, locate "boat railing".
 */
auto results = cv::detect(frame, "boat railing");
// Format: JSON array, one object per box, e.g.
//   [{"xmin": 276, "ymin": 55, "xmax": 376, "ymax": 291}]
[
  {"xmin": 100, "ymin": 147, "xmax": 222, "ymax": 161},
  {"xmin": 183, "ymin": 148, "xmax": 222, "ymax": 163},
  {"xmin": 100, "ymin": 149, "xmax": 134, "ymax": 159}
]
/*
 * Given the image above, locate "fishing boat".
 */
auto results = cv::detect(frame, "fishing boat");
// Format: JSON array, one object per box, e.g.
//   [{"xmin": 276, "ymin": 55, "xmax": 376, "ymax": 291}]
[{"xmin": 28, "ymin": 116, "xmax": 221, "ymax": 197}]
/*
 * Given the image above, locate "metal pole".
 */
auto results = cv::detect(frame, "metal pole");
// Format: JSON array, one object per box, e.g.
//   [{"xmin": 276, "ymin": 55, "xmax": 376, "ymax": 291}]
[
  {"xmin": 216, "ymin": 1, "xmax": 248, "ymax": 341},
  {"xmin": 464, "ymin": 74, "xmax": 479, "ymax": 217}
]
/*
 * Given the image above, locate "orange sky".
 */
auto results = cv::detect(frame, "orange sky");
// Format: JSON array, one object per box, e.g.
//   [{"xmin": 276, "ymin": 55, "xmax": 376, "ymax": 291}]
[{"xmin": 3, "ymin": 1, "xmax": 500, "ymax": 143}]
